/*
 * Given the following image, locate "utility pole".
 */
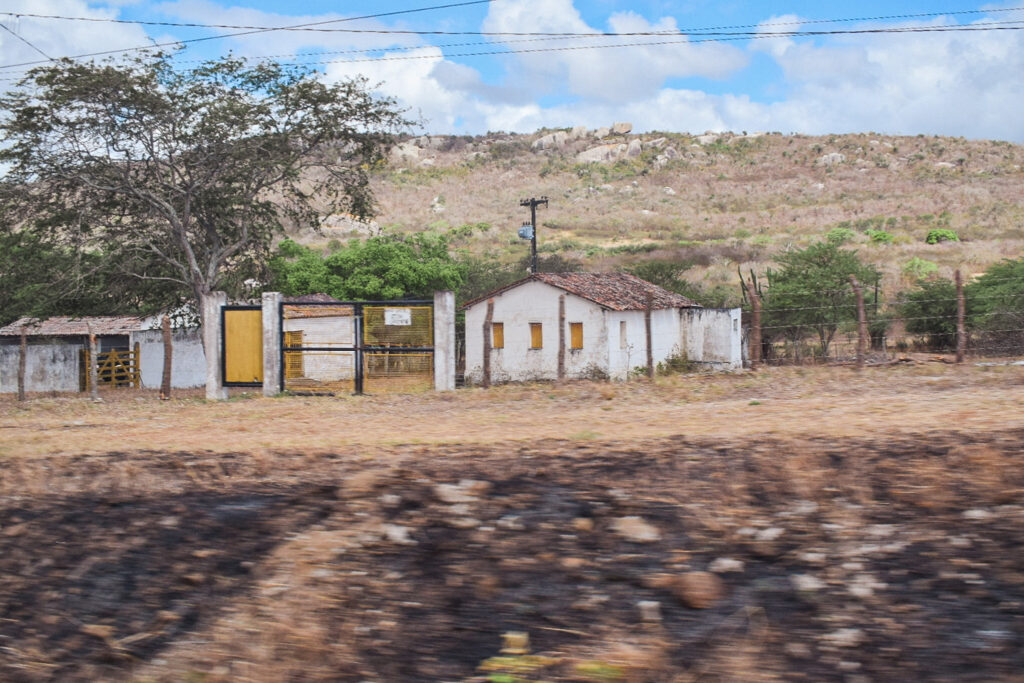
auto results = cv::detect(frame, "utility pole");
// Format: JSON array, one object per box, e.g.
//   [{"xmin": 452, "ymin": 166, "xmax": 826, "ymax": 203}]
[{"xmin": 520, "ymin": 196, "xmax": 548, "ymax": 274}]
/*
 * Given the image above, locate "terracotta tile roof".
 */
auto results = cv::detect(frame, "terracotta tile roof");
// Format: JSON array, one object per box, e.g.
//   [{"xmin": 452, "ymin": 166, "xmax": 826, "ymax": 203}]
[
  {"xmin": 463, "ymin": 272, "xmax": 700, "ymax": 311},
  {"xmin": 0, "ymin": 316, "xmax": 146, "ymax": 337}
]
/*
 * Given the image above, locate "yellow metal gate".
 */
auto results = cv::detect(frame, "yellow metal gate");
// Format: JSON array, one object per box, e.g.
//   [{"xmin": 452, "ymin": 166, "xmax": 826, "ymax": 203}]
[{"xmin": 222, "ymin": 307, "xmax": 263, "ymax": 386}]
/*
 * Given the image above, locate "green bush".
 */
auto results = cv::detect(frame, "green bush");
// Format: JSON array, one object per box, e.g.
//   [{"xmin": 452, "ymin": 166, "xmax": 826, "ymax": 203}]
[
  {"xmin": 826, "ymin": 227, "xmax": 856, "ymax": 245},
  {"xmin": 865, "ymin": 229, "xmax": 894, "ymax": 244},
  {"xmin": 925, "ymin": 228, "xmax": 959, "ymax": 244},
  {"xmin": 903, "ymin": 257, "xmax": 938, "ymax": 280}
]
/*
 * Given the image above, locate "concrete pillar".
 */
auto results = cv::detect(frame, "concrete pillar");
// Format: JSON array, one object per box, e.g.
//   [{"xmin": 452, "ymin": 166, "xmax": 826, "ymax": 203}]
[
  {"xmin": 262, "ymin": 291, "xmax": 283, "ymax": 397},
  {"xmin": 202, "ymin": 291, "xmax": 228, "ymax": 401},
  {"xmin": 433, "ymin": 290, "xmax": 456, "ymax": 391}
]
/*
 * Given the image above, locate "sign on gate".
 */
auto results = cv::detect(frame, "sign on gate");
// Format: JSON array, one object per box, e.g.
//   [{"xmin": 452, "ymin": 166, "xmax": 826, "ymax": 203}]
[{"xmin": 279, "ymin": 300, "xmax": 433, "ymax": 395}]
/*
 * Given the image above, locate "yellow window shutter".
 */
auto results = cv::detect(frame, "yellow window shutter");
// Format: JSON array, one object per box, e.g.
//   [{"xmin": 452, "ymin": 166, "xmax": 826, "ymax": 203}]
[
  {"xmin": 530, "ymin": 322, "xmax": 543, "ymax": 349},
  {"xmin": 570, "ymin": 322, "xmax": 583, "ymax": 350},
  {"xmin": 492, "ymin": 322, "xmax": 504, "ymax": 349}
]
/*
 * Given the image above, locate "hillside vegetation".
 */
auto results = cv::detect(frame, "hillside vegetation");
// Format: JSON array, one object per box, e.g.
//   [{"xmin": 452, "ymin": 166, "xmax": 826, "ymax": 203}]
[{"xmin": 301, "ymin": 129, "xmax": 1024, "ymax": 307}]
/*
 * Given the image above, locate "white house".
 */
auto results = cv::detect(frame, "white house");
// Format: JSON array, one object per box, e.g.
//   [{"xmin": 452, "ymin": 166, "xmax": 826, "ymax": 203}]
[{"xmin": 463, "ymin": 272, "xmax": 742, "ymax": 384}]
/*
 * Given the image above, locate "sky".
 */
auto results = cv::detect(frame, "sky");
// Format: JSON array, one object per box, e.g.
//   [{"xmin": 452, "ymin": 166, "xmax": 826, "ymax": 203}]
[{"xmin": 2, "ymin": 1, "xmax": 1024, "ymax": 140}]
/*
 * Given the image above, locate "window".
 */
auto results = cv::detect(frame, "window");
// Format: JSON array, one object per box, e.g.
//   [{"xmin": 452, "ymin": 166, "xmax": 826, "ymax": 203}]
[
  {"xmin": 529, "ymin": 322, "xmax": 543, "ymax": 349},
  {"xmin": 570, "ymin": 322, "xmax": 583, "ymax": 350},
  {"xmin": 492, "ymin": 322, "xmax": 504, "ymax": 349},
  {"xmin": 619, "ymin": 321, "xmax": 627, "ymax": 349}
]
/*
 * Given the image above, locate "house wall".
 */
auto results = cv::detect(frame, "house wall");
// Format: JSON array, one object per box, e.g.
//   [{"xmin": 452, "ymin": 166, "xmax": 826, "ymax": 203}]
[
  {"xmin": 604, "ymin": 309, "xmax": 682, "ymax": 380},
  {"xmin": 464, "ymin": 281, "xmax": 610, "ymax": 384},
  {"xmin": 0, "ymin": 342, "xmax": 83, "ymax": 393},
  {"xmin": 133, "ymin": 328, "xmax": 207, "ymax": 389},
  {"xmin": 679, "ymin": 308, "xmax": 743, "ymax": 369}
]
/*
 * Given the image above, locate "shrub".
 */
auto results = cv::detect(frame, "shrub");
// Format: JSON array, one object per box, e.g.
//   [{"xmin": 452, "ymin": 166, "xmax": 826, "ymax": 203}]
[
  {"xmin": 900, "ymin": 279, "xmax": 958, "ymax": 350},
  {"xmin": 865, "ymin": 229, "xmax": 894, "ymax": 244},
  {"xmin": 925, "ymin": 228, "xmax": 959, "ymax": 244},
  {"xmin": 826, "ymin": 227, "xmax": 856, "ymax": 245},
  {"xmin": 903, "ymin": 257, "xmax": 939, "ymax": 280}
]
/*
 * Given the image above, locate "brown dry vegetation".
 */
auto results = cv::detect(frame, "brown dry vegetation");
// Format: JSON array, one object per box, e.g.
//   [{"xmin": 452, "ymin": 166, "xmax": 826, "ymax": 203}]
[
  {"xmin": 2, "ymin": 363, "xmax": 1024, "ymax": 681},
  {"xmin": 300, "ymin": 131, "xmax": 1024, "ymax": 305}
]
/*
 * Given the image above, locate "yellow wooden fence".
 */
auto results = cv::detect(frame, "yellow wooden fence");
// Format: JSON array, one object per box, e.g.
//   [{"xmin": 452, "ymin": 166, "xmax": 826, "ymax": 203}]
[{"xmin": 80, "ymin": 344, "xmax": 141, "ymax": 390}]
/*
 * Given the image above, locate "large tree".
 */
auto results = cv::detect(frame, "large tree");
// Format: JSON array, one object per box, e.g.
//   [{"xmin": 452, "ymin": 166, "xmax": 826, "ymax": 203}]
[{"xmin": 0, "ymin": 53, "xmax": 408, "ymax": 319}]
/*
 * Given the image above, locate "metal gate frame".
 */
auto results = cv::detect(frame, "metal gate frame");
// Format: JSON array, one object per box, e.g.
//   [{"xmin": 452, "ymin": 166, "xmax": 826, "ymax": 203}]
[
  {"xmin": 221, "ymin": 305, "xmax": 263, "ymax": 388},
  {"xmin": 279, "ymin": 299, "xmax": 433, "ymax": 395}
]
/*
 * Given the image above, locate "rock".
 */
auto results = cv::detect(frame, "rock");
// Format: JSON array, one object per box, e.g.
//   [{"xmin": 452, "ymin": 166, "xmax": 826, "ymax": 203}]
[
  {"xmin": 612, "ymin": 516, "xmax": 661, "ymax": 543},
  {"xmin": 756, "ymin": 527, "xmax": 785, "ymax": 541},
  {"xmin": 696, "ymin": 133, "xmax": 719, "ymax": 145},
  {"xmin": 341, "ymin": 469, "xmax": 385, "ymax": 497},
  {"xmin": 674, "ymin": 571, "xmax": 725, "ymax": 609},
  {"xmin": 447, "ymin": 515, "xmax": 481, "ymax": 529},
  {"xmin": 381, "ymin": 524, "xmax": 416, "ymax": 545},
  {"xmin": 572, "ymin": 517, "xmax": 594, "ymax": 532},
  {"xmin": 2, "ymin": 523, "xmax": 27, "ymax": 537},
  {"xmin": 625, "ymin": 139, "xmax": 643, "ymax": 158},
  {"xmin": 663, "ymin": 187, "xmax": 676, "ymax": 195},
  {"xmin": 817, "ymin": 152, "xmax": 845, "ymax": 166},
  {"xmin": 645, "ymin": 137, "xmax": 667, "ymax": 149},
  {"xmin": 389, "ymin": 142, "xmax": 419, "ymax": 163},
  {"xmin": 569, "ymin": 125, "xmax": 588, "ymax": 139},
  {"xmin": 532, "ymin": 131, "xmax": 569, "ymax": 151},
  {"xmin": 638, "ymin": 600, "xmax": 662, "ymax": 622},
  {"xmin": 935, "ymin": 161, "xmax": 956, "ymax": 169},
  {"xmin": 847, "ymin": 573, "xmax": 886, "ymax": 598},
  {"xmin": 561, "ymin": 557, "xmax": 587, "ymax": 569},
  {"xmin": 433, "ymin": 480, "xmax": 487, "ymax": 504},
  {"xmin": 497, "ymin": 515, "xmax": 525, "ymax": 530},
  {"xmin": 611, "ymin": 122, "xmax": 633, "ymax": 135},
  {"xmin": 791, "ymin": 574, "xmax": 826, "ymax": 592},
  {"xmin": 963, "ymin": 508, "xmax": 993, "ymax": 520},
  {"xmin": 81, "ymin": 624, "xmax": 115, "ymax": 639},
  {"xmin": 594, "ymin": 126, "xmax": 611, "ymax": 139},
  {"xmin": 709, "ymin": 557, "xmax": 744, "ymax": 573},
  {"xmin": 822, "ymin": 628, "xmax": 864, "ymax": 648},
  {"xmin": 576, "ymin": 144, "xmax": 626, "ymax": 164}
]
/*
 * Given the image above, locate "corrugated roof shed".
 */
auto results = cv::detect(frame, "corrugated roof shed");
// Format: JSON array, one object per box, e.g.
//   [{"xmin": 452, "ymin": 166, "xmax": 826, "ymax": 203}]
[
  {"xmin": 0, "ymin": 316, "xmax": 146, "ymax": 337},
  {"xmin": 463, "ymin": 272, "xmax": 700, "ymax": 311}
]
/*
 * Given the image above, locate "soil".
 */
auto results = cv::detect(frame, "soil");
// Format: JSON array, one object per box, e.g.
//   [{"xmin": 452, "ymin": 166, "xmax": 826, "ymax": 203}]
[{"xmin": 2, "ymin": 426, "xmax": 1023, "ymax": 681}]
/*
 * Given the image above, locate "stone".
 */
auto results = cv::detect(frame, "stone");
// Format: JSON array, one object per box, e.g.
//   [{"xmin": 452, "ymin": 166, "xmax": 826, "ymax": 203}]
[
  {"xmin": 569, "ymin": 125, "xmax": 588, "ymax": 139},
  {"xmin": 638, "ymin": 600, "xmax": 662, "ymax": 622},
  {"xmin": 561, "ymin": 557, "xmax": 586, "ymax": 569},
  {"xmin": 674, "ymin": 571, "xmax": 725, "ymax": 609},
  {"xmin": 645, "ymin": 137, "xmax": 667, "ymax": 149},
  {"xmin": 963, "ymin": 508, "xmax": 993, "ymax": 520},
  {"xmin": 497, "ymin": 515, "xmax": 525, "ymax": 530},
  {"xmin": 532, "ymin": 131, "xmax": 569, "ymax": 150},
  {"xmin": 594, "ymin": 126, "xmax": 611, "ymax": 139},
  {"xmin": 822, "ymin": 628, "xmax": 864, "ymax": 648},
  {"xmin": 81, "ymin": 624, "xmax": 115, "ymax": 639},
  {"xmin": 709, "ymin": 557, "xmax": 744, "ymax": 574},
  {"xmin": 612, "ymin": 516, "xmax": 661, "ymax": 543},
  {"xmin": 576, "ymin": 144, "xmax": 626, "ymax": 164},
  {"xmin": 572, "ymin": 517, "xmax": 594, "ymax": 532},
  {"xmin": 791, "ymin": 574, "xmax": 826, "ymax": 592},
  {"xmin": 389, "ymin": 142, "xmax": 419, "ymax": 163},
  {"xmin": 433, "ymin": 480, "xmax": 483, "ymax": 504},
  {"xmin": 663, "ymin": 187, "xmax": 676, "ymax": 195},
  {"xmin": 342, "ymin": 469, "xmax": 385, "ymax": 497},
  {"xmin": 817, "ymin": 152, "xmax": 846, "ymax": 166},
  {"xmin": 611, "ymin": 122, "xmax": 633, "ymax": 135},
  {"xmin": 696, "ymin": 133, "xmax": 719, "ymax": 145},
  {"xmin": 382, "ymin": 524, "xmax": 416, "ymax": 545},
  {"xmin": 625, "ymin": 139, "xmax": 643, "ymax": 158}
]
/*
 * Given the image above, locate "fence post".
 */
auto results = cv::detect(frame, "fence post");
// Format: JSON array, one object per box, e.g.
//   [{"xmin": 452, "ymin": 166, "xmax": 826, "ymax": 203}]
[
  {"xmin": 161, "ymin": 315, "xmax": 173, "ymax": 399},
  {"xmin": 557, "ymin": 294, "xmax": 566, "ymax": 383},
  {"xmin": 262, "ymin": 291, "xmax": 283, "ymax": 397},
  {"xmin": 955, "ymin": 269, "xmax": 966, "ymax": 363},
  {"xmin": 202, "ymin": 291, "xmax": 228, "ymax": 400},
  {"xmin": 87, "ymin": 322, "xmax": 100, "ymax": 401},
  {"xmin": 482, "ymin": 298, "xmax": 494, "ymax": 389},
  {"xmin": 17, "ymin": 327, "xmax": 27, "ymax": 402},
  {"xmin": 850, "ymin": 276, "xmax": 867, "ymax": 369},
  {"xmin": 433, "ymin": 291, "xmax": 456, "ymax": 391},
  {"xmin": 645, "ymin": 292, "xmax": 654, "ymax": 379},
  {"xmin": 745, "ymin": 279, "xmax": 762, "ymax": 369}
]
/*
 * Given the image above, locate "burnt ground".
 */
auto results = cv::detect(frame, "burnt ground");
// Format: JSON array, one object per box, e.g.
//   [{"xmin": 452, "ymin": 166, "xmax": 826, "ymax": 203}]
[{"xmin": 1, "ymin": 429, "xmax": 1023, "ymax": 682}]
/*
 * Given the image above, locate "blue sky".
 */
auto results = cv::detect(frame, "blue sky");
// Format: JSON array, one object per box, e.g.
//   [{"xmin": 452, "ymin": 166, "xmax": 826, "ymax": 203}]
[{"xmin": 2, "ymin": 1, "xmax": 1024, "ymax": 140}]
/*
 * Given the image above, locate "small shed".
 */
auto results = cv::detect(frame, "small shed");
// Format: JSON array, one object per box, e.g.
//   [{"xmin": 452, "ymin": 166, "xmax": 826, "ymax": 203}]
[
  {"xmin": 0, "ymin": 316, "xmax": 205, "ymax": 393},
  {"xmin": 463, "ymin": 272, "xmax": 742, "ymax": 384}
]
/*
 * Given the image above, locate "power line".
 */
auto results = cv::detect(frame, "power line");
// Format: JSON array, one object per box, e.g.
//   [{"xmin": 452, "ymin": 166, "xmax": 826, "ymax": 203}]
[
  {"xmin": 0, "ymin": 21, "xmax": 55, "ymax": 62},
  {"xmin": 0, "ymin": 0, "xmax": 496, "ymax": 71},
  {"xmin": 4, "ymin": 6, "xmax": 1023, "ymax": 37}
]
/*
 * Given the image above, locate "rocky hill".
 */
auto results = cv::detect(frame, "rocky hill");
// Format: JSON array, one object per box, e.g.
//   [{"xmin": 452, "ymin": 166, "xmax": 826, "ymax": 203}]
[{"xmin": 301, "ymin": 126, "xmax": 1024, "ymax": 305}]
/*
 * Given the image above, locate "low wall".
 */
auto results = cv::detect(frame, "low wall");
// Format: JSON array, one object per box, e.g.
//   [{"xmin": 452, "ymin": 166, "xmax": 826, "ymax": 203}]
[
  {"xmin": 133, "ymin": 329, "xmax": 206, "ymax": 389},
  {"xmin": 680, "ymin": 308, "xmax": 743, "ymax": 369},
  {"xmin": 0, "ymin": 343, "xmax": 83, "ymax": 393}
]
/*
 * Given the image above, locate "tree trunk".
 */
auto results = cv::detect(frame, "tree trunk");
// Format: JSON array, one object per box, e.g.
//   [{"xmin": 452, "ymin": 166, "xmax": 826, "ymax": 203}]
[
  {"xmin": 557, "ymin": 294, "xmax": 566, "ymax": 383},
  {"xmin": 482, "ymin": 299, "xmax": 493, "ymax": 389},
  {"xmin": 87, "ymin": 323, "xmax": 100, "ymax": 402},
  {"xmin": 956, "ymin": 269, "xmax": 966, "ymax": 363},
  {"xmin": 161, "ymin": 315, "xmax": 173, "ymax": 399},
  {"xmin": 17, "ymin": 328, "xmax": 27, "ymax": 402},
  {"xmin": 745, "ymin": 280, "xmax": 762, "ymax": 369},
  {"xmin": 645, "ymin": 292, "xmax": 654, "ymax": 379}
]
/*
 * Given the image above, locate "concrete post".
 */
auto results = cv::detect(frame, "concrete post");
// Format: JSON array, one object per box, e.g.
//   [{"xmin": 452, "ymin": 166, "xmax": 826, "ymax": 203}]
[
  {"xmin": 433, "ymin": 290, "xmax": 456, "ymax": 391},
  {"xmin": 202, "ymin": 291, "xmax": 228, "ymax": 401},
  {"xmin": 262, "ymin": 291, "xmax": 283, "ymax": 396}
]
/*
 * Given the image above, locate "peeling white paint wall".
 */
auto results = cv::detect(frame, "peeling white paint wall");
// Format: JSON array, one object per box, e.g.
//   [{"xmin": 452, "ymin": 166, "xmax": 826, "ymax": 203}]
[
  {"xmin": 0, "ymin": 343, "xmax": 82, "ymax": 393},
  {"xmin": 133, "ymin": 328, "xmax": 207, "ymax": 389},
  {"xmin": 679, "ymin": 308, "xmax": 743, "ymax": 369}
]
